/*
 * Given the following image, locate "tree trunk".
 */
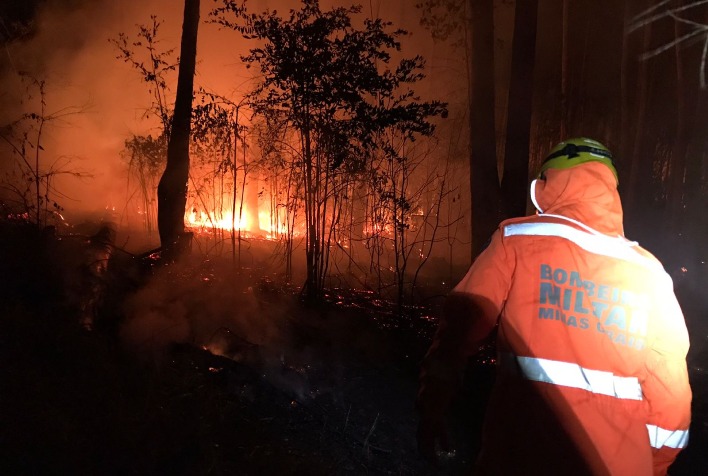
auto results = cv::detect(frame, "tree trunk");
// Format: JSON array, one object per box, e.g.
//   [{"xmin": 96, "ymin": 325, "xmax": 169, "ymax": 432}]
[
  {"xmin": 529, "ymin": 0, "xmax": 563, "ymax": 171},
  {"xmin": 625, "ymin": 3, "xmax": 652, "ymax": 214},
  {"xmin": 560, "ymin": 0, "xmax": 568, "ymax": 138},
  {"xmin": 501, "ymin": 0, "xmax": 538, "ymax": 219},
  {"xmin": 669, "ymin": 1, "xmax": 688, "ymax": 232},
  {"xmin": 468, "ymin": 0, "xmax": 500, "ymax": 258},
  {"xmin": 157, "ymin": 0, "xmax": 200, "ymax": 260}
]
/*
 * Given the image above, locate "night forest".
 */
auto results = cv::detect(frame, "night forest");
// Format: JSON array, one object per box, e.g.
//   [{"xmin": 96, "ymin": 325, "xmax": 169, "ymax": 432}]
[{"xmin": 0, "ymin": 0, "xmax": 706, "ymax": 475}]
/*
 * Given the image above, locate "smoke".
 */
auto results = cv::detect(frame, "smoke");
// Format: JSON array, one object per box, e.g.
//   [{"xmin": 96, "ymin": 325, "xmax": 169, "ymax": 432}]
[
  {"xmin": 0, "ymin": 1, "xmax": 457, "ymax": 227},
  {"xmin": 117, "ymin": 258, "xmax": 338, "ymax": 401},
  {"xmin": 0, "ymin": 0, "xmax": 250, "ymax": 224},
  {"xmin": 121, "ymin": 262, "xmax": 277, "ymax": 347}
]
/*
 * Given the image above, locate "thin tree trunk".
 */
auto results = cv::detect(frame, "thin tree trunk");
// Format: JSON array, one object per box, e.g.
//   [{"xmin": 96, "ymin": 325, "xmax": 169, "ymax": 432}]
[
  {"xmin": 620, "ymin": 1, "xmax": 630, "ymax": 178},
  {"xmin": 157, "ymin": 0, "xmax": 199, "ymax": 260},
  {"xmin": 560, "ymin": 0, "xmax": 568, "ymax": 137},
  {"xmin": 238, "ymin": 135, "xmax": 247, "ymax": 268},
  {"xmin": 529, "ymin": 0, "xmax": 563, "ymax": 172},
  {"xmin": 626, "ymin": 6, "xmax": 652, "ymax": 214},
  {"xmin": 669, "ymin": 2, "xmax": 688, "ymax": 232},
  {"xmin": 231, "ymin": 122, "xmax": 238, "ymax": 267},
  {"xmin": 303, "ymin": 120, "xmax": 317, "ymax": 301}
]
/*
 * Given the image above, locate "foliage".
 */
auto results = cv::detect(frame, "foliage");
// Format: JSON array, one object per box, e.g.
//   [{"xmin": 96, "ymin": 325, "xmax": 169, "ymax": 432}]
[
  {"xmin": 121, "ymin": 133, "xmax": 168, "ymax": 234},
  {"xmin": 110, "ymin": 16, "xmax": 177, "ymax": 136},
  {"xmin": 123, "ymin": 134, "xmax": 168, "ymax": 178},
  {"xmin": 190, "ymin": 90, "xmax": 254, "ymax": 262},
  {"xmin": 415, "ymin": 0, "xmax": 466, "ymax": 47},
  {"xmin": 192, "ymin": 91, "xmax": 246, "ymax": 165},
  {"xmin": 212, "ymin": 0, "xmax": 447, "ymax": 300},
  {"xmin": 111, "ymin": 17, "xmax": 176, "ymax": 235}
]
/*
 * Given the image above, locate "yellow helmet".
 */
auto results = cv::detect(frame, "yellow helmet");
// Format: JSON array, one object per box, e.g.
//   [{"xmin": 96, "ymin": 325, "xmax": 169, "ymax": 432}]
[{"xmin": 539, "ymin": 138, "xmax": 618, "ymax": 184}]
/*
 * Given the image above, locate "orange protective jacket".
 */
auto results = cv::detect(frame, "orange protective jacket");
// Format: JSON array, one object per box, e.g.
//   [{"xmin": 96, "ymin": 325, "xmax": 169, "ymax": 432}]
[{"xmin": 421, "ymin": 162, "xmax": 692, "ymax": 475}]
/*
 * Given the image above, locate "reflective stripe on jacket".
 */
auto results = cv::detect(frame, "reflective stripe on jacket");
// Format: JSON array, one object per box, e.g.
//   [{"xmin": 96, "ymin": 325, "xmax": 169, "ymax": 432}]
[
  {"xmin": 429, "ymin": 162, "xmax": 692, "ymax": 476},
  {"xmin": 500, "ymin": 218, "xmax": 691, "ymax": 457}
]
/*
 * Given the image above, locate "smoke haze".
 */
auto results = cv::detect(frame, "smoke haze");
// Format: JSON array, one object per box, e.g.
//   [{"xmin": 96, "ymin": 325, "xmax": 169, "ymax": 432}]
[{"xmin": 0, "ymin": 0, "xmax": 461, "ymax": 232}]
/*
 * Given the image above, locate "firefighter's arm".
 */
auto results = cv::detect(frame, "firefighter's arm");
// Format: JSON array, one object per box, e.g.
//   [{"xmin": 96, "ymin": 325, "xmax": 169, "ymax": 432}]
[
  {"xmin": 643, "ymin": 284, "xmax": 692, "ymax": 476},
  {"xmin": 419, "ymin": 229, "xmax": 511, "ymax": 390},
  {"xmin": 416, "ymin": 291, "xmax": 498, "ymax": 460},
  {"xmin": 417, "ymin": 230, "xmax": 512, "ymax": 458}
]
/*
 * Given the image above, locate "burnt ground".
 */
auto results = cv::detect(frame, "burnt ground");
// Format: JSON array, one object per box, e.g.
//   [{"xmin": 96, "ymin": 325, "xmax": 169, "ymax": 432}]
[{"xmin": 0, "ymin": 222, "xmax": 706, "ymax": 476}]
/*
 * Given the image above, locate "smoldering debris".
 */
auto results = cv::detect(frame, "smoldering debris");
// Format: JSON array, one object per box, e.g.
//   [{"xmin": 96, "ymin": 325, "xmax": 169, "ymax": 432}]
[
  {"xmin": 119, "ymin": 262, "xmax": 279, "ymax": 352},
  {"xmin": 203, "ymin": 326, "xmax": 259, "ymax": 361},
  {"xmin": 116, "ymin": 256, "xmax": 336, "ymax": 402}
]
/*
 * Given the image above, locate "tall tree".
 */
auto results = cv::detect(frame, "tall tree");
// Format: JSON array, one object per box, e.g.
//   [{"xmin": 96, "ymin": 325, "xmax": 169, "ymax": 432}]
[
  {"xmin": 501, "ymin": 0, "xmax": 538, "ymax": 218},
  {"xmin": 417, "ymin": 0, "xmax": 523, "ymax": 256},
  {"xmin": 157, "ymin": 0, "xmax": 200, "ymax": 259},
  {"xmin": 111, "ymin": 16, "xmax": 177, "ymax": 235},
  {"xmin": 468, "ymin": 0, "xmax": 500, "ymax": 257},
  {"xmin": 530, "ymin": 0, "xmax": 563, "ymax": 162}
]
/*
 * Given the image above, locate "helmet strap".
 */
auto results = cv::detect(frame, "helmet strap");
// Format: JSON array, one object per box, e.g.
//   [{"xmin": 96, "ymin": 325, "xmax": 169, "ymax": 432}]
[{"xmin": 544, "ymin": 143, "xmax": 613, "ymax": 163}]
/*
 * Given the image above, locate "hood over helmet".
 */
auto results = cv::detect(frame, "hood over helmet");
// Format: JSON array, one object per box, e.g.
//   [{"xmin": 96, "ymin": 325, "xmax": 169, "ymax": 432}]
[{"xmin": 530, "ymin": 138, "xmax": 624, "ymax": 237}]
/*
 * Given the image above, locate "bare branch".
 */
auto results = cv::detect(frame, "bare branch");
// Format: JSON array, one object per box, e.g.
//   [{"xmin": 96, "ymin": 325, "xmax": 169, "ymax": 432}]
[
  {"xmin": 628, "ymin": 0, "xmax": 673, "ymax": 31},
  {"xmin": 628, "ymin": 0, "xmax": 708, "ymax": 33},
  {"xmin": 639, "ymin": 27, "xmax": 707, "ymax": 61},
  {"xmin": 701, "ymin": 34, "xmax": 708, "ymax": 88},
  {"xmin": 668, "ymin": 10, "xmax": 708, "ymax": 29}
]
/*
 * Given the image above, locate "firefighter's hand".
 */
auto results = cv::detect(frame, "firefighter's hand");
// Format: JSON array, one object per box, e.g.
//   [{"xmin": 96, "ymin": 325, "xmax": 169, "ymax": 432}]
[
  {"xmin": 417, "ymin": 413, "xmax": 451, "ymax": 462},
  {"xmin": 416, "ymin": 377, "xmax": 456, "ymax": 462}
]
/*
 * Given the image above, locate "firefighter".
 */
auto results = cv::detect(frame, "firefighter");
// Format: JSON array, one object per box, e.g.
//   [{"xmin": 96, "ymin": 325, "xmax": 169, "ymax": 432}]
[{"xmin": 417, "ymin": 138, "xmax": 692, "ymax": 475}]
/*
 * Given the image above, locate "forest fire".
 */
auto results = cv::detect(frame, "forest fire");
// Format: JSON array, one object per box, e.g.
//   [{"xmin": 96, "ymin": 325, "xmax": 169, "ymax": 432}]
[
  {"xmin": 0, "ymin": 0, "xmax": 707, "ymax": 475},
  {"xmin": 184, "ymin": 202, "xmax": 296, "ymax": 239},
  {"xmin": 186, "ymin": 207, "xmax": 255, "ymax": 235}
]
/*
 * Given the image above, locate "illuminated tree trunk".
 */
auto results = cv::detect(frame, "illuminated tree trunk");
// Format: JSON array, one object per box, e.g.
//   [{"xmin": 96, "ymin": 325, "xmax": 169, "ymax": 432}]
[{"xmin": 157, "ymin": 0, "xmax": 199, "ymax": 259}]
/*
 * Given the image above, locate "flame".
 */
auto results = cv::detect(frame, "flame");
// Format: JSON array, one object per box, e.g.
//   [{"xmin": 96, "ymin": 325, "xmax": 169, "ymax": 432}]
[
  {"xmin": 186, "ymin": 208, "xmax": 252, "ymax": 231},
  {"xmin": 185, "ymin": 206, "xmax": 296, "ymax": 239},
  {"xmin": 363, "ymin": 221, "xmax": 392, "ymax": 236}
]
